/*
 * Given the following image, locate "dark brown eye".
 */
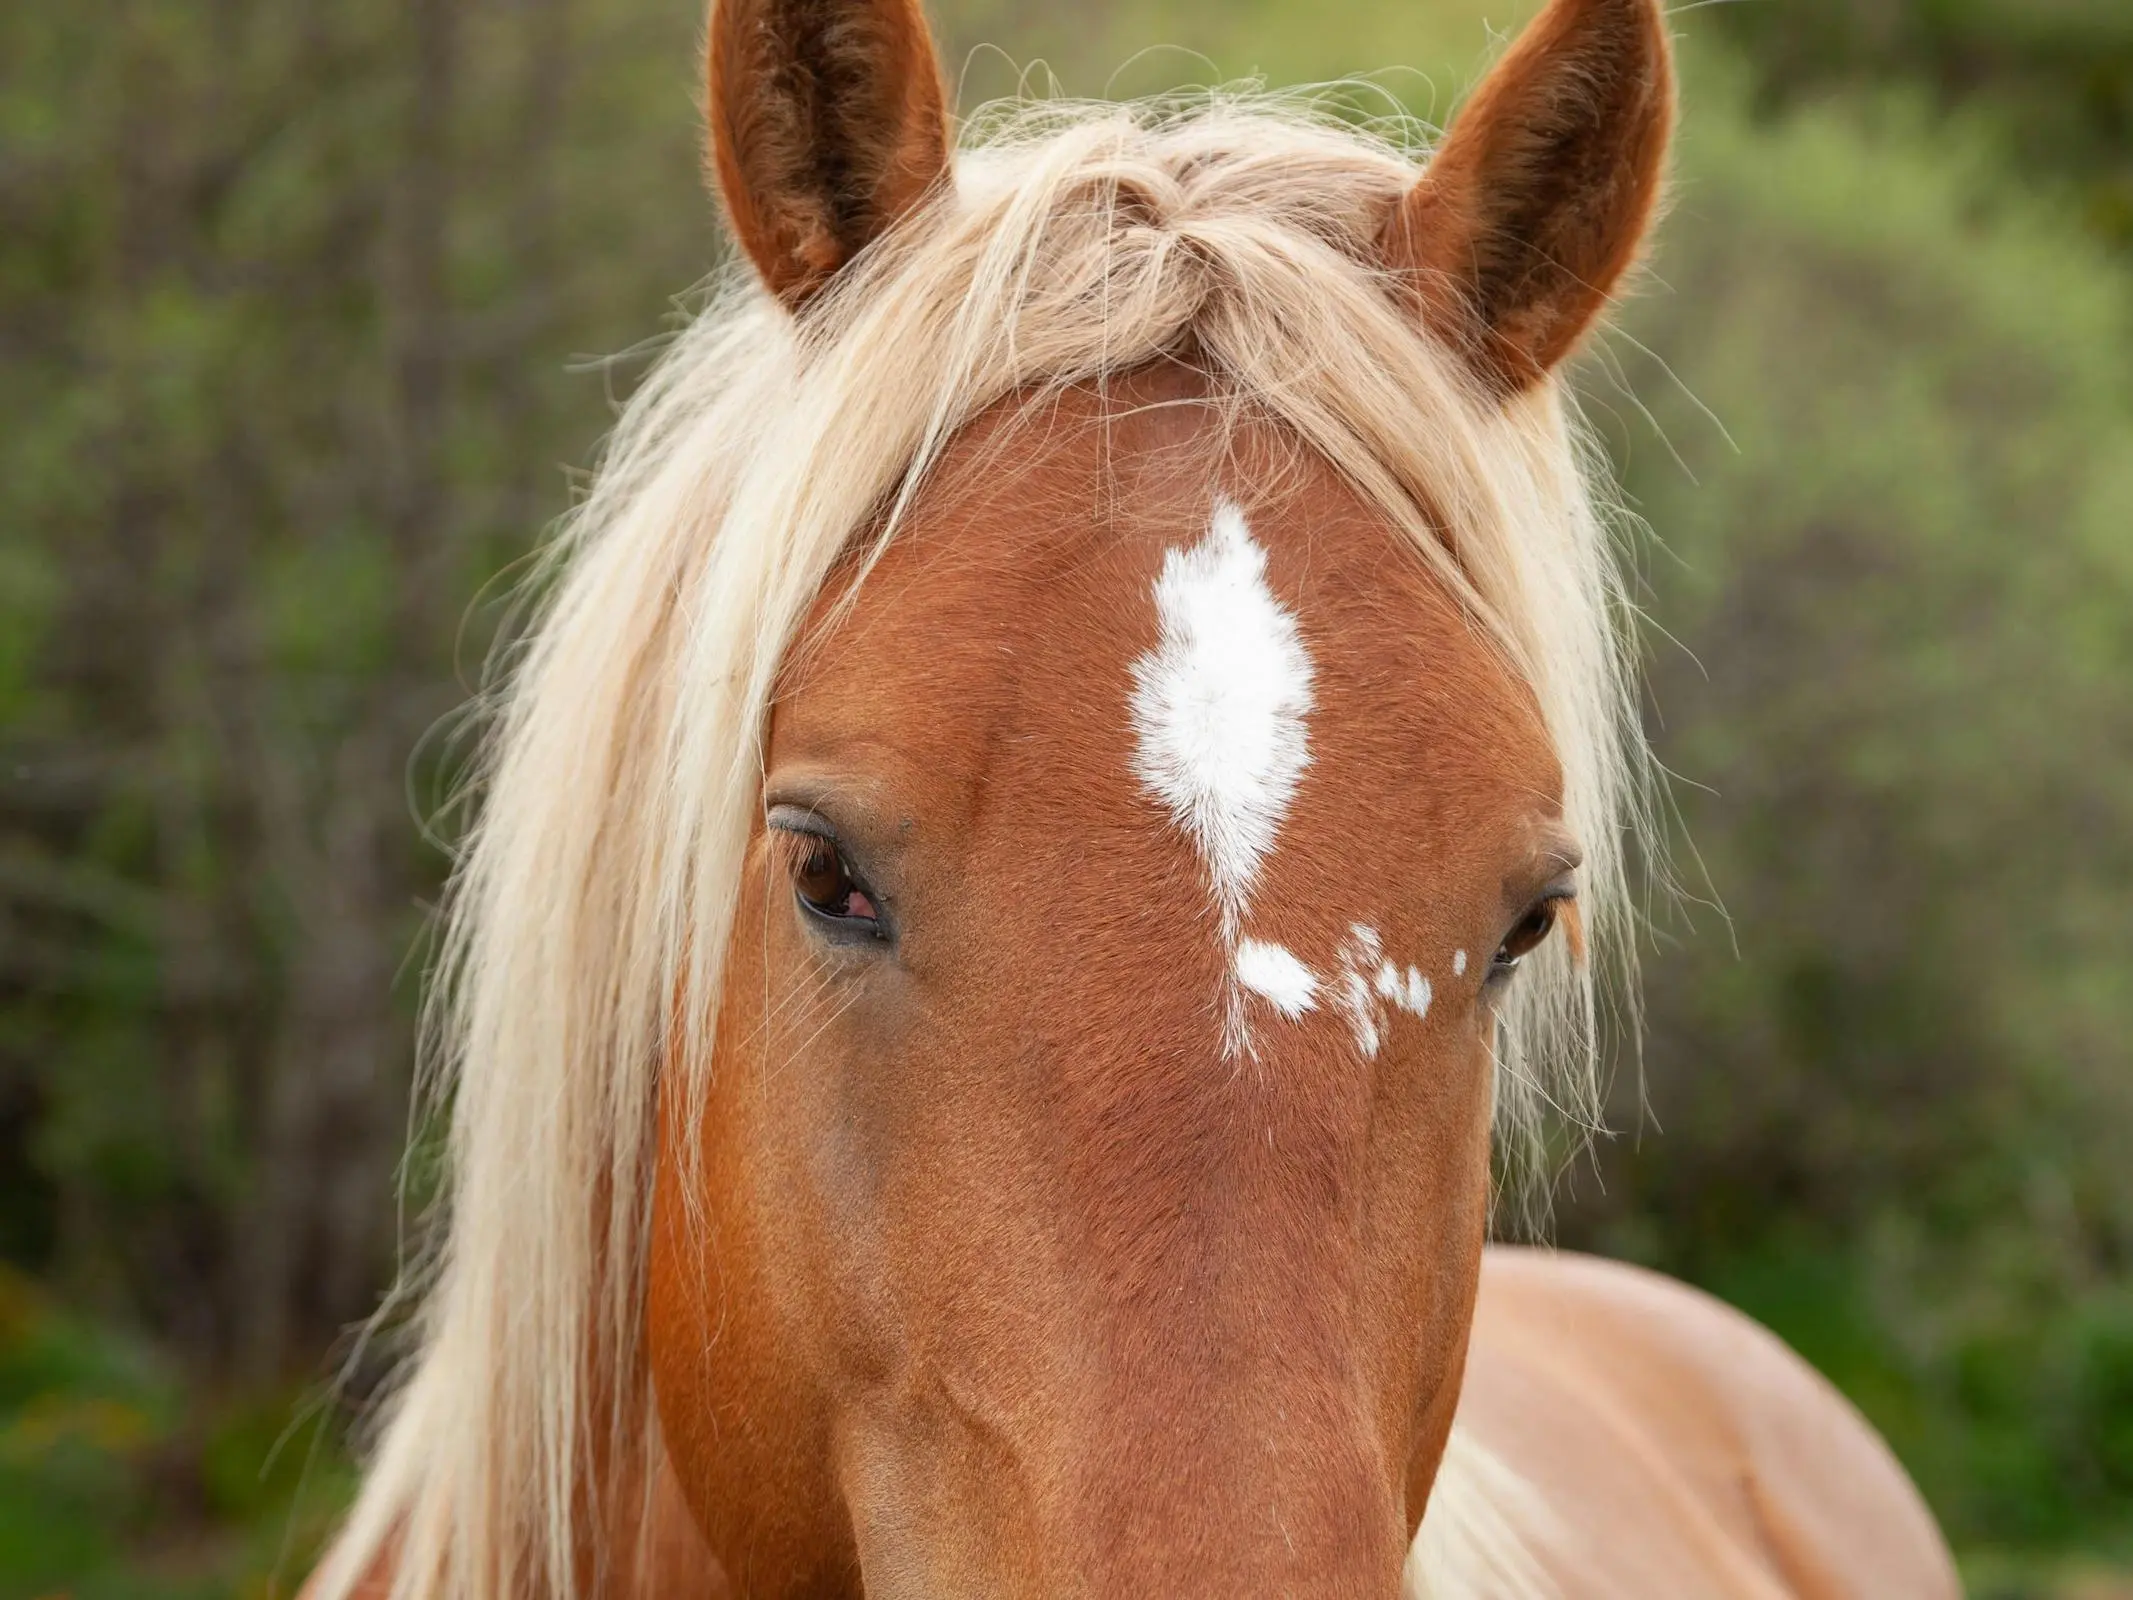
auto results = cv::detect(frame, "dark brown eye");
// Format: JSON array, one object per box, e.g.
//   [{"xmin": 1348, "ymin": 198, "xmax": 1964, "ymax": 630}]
[
  {"xmin": 1490, "ymin": 895, "xmax": 1566, "ymax": 978},
  {"xmin": 787, "ymin": 835, "xmax": 881, "ymax": 929}
]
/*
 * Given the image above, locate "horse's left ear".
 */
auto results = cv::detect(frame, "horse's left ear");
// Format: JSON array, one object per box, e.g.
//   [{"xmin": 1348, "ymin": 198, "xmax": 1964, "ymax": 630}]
[
  {"xmin": 706, "ymin": 0, "xmax": 952, "ymax": 307},
  {"xmin": 1382, "ymin": 0, "xmax": 1673, "ymax": 391}
]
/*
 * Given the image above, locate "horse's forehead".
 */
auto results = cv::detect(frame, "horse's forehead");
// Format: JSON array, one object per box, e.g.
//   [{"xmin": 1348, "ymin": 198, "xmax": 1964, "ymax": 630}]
[
  {"xmin": 783, "ymin": 381, "xmax": 1555, "ymax": 828},
  {"xmin": 771, "ymin": 380, "xmax": 1561, "ymax": 1063}
]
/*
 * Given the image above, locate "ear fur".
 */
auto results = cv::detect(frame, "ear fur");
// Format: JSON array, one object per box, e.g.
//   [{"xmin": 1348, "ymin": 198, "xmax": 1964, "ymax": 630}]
[
  {"xmin": 1383, "ymin": 0, "xmax": 1673, "ymax": 391},
  {"xmin": 706, "ymin": 0, "xmax": 951, "ymax": 307}
]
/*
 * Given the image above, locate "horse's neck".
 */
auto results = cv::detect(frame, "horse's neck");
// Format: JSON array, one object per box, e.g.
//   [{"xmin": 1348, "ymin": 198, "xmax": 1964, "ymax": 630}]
[
  {"xmin": 604, "ymin": 1432, "xmax": 731, "ymax": 1600},
  {"xmin": 538, "ymin": 1389, "xmax": 729, "ymax": 1600}
]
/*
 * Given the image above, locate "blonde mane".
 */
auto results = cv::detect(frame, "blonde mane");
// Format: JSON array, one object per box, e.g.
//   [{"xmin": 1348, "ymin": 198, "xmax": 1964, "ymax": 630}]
[{"xmin": 314, "ymin": 91, "xmax": 1651, "ymax": 1599}]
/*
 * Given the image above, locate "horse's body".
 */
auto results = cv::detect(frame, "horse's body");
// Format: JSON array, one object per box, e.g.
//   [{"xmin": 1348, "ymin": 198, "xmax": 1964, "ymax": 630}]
[
  {"xmin": 307, "ymin": 0, "xmax": 1959, "ymax": 1594},
  {"xmin": 1459, "ymin": 1250, "xmax": 1955, "ymax": 1597}
]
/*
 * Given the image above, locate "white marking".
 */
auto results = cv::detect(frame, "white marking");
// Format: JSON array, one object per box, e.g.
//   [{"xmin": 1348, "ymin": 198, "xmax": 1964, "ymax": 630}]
[
  {"xmin": 1235, "ymin": 939, "xmax": 1319, "ymax": 1019},
  {"xmin": 1332, "ymin": 926, "xmax": 1431, "ymax": 1054},
  {"xmin": 1336, "ymin": 925, "xmax": 1386, "ymax": 1059},
  {"xmin": 1453, "ymin": 949, "xmax": 1468, "ymax": 977},
  {"xmin": 1129, "ymin": 500, "xmax": 1317, "ymax": 1056},
  {"xmin": 1129, "ymin": 500, "xmax": 1315, "ymax": 936}
]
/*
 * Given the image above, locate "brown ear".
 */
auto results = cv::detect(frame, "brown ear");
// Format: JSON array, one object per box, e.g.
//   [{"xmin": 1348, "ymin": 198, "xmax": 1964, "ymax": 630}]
[
  {"xmin": 706, "ymin": 0, "xmax": 951, "ymax": 307},
  {"xmin": 1382, "ymin": 0, "xmax": 1673, "ymax": 391}
]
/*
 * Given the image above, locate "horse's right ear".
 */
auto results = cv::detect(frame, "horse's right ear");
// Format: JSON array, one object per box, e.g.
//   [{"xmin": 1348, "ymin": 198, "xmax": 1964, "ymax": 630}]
[
  {"xmin": 1381, "ymin": 0, "xmax": 1672, "ymax": 392},
  {"xmin": 706, "ymin": 0, "xmax": 951, "ymax": 308}
]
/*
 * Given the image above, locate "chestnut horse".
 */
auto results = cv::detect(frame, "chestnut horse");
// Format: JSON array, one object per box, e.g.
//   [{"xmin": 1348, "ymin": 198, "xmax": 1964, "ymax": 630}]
[{"xmin": 307, "ymin": 0, "xmax": 1959, "ymax": 1594}]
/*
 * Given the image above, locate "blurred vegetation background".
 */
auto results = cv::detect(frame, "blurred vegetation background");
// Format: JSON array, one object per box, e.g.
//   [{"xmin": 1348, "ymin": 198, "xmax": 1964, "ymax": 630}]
[{"xmin": 3, "ymin": 0, "xmax": 2130, "ymax": 1594}]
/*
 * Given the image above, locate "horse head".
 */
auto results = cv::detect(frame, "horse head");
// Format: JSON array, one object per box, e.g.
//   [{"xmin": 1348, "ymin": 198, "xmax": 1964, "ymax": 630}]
[{"xmin": 648, "ymin": 1, "xmax": 1668, "ymax": 1594}]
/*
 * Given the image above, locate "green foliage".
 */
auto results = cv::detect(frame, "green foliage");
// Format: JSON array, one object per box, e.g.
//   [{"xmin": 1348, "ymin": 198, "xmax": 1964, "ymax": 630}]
[
  {"xmin": 1705, "ymin": 0, "xmax": 2133, "ymax": 249},
  {"xmin": 0, "ymin": 0, "xmax": 716, "ymax": 1374}
]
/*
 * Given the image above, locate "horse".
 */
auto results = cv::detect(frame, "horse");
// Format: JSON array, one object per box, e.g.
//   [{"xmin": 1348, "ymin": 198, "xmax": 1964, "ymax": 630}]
[{"xmin": 305, "ymin": 0, "xmax": 1961, "ymax": 1593}]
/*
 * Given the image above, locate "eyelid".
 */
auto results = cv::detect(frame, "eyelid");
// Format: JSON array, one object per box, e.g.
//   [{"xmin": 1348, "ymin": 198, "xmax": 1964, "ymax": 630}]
[
  {"xmin": 766, "ymin": 802, "xmax": 837, "ymax": 840},
  {"xmin": 1503, "ymin": 871, "xmax": 1577, "ymax": 923}
]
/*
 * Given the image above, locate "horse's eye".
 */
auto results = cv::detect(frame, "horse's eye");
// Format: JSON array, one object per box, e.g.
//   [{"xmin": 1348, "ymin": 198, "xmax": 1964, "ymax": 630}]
[
  {"xmin": 788, "ymin": 835, "xmax": 881, "ymax": 930},
  {"xmin": 1489, "ymin": 894, "xmax": 1567, "ymax": 979}
]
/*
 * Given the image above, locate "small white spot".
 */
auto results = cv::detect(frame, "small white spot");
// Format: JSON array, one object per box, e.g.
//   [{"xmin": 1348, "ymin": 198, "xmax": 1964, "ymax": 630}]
[
  {"xmin": 1235, "ymin": 939, "xmax": 1319, "ymax": 1019},
  {"xmin": 1333, "ymin": 927, "xmax": 1433, "ymax": 1051},
  {"xmin": 1453, "ymin": 949, "xmax": 1468, "ymax": 977},
  {"xmin": 1336, "ymin": 925, "xmax": 1386, "ymax": 1059}
]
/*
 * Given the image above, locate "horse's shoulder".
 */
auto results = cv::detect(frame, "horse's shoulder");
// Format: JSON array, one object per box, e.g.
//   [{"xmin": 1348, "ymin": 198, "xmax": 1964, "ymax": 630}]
[{"xmin": 1458, "ymin": 1246, "xmax": 1958, "ymax": 1599}]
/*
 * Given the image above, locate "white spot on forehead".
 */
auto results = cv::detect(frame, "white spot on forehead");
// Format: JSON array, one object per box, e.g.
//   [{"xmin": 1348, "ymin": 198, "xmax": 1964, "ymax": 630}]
[
  {"xmin": 1453, "ymin": 949, "xmax": 1468, "ymax": 977},
  {"xmin": 1128, "ymin": 499, "xmax": 1315, "ymax": 934},
  {"xmin": 1121, "ymin": 505, "xmax": 1448, "ymax": 1063},
  {"xmin": 1235, "ymin": 939, "xmax": 1319, "ymax": 1019}
]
